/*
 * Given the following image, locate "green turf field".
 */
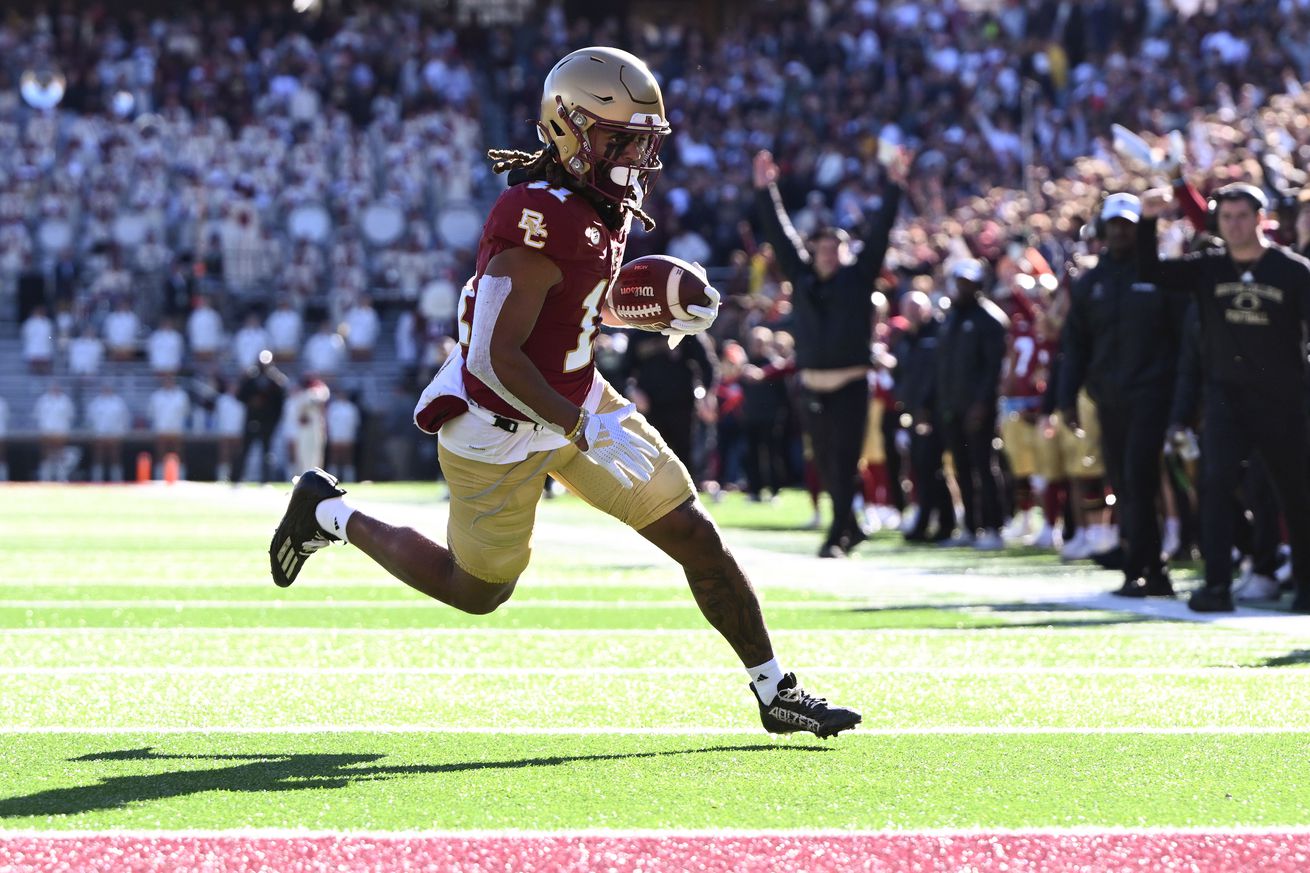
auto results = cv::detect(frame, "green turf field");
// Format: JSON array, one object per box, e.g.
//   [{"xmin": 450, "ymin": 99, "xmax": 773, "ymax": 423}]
[{"xmin": 3, "ymin": 483, "xmax": 1310, "ymax": 832}]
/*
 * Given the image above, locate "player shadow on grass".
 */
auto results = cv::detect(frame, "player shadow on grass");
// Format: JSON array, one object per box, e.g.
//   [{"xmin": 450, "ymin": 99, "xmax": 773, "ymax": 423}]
[
  {"xmin": 0, "ymin": 744, "xmax": 828, "ymax": 819},
  {"xmin": 842, "ymin": 601, "xmax": 1154, "ymax": 630},
  {"xmin": 1254, "ymin": 649, "xmax": 1310, "ymax": 667}
]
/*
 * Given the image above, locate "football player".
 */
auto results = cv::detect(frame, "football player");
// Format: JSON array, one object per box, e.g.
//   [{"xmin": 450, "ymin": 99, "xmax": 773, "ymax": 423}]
[{"xmin": 270, "ymin": 47, "xmax": 860, "ymax": 738}]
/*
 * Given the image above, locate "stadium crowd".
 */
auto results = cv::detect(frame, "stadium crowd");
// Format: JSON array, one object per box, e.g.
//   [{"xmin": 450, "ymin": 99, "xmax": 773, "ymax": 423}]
[{"xmin": 3, "ymin": 1, "xmax": 1310, "ymax": 610}]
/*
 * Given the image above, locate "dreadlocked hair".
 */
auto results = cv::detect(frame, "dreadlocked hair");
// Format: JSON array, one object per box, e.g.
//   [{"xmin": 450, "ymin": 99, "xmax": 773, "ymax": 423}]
[{"xmin": 484, "ymin": 147, "xmax": 657, "ymax": 233}]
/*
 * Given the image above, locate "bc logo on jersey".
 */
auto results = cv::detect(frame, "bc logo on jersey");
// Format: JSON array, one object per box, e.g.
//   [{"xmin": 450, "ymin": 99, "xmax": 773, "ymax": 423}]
[{"xmin": 519, "ymin": 209, "xmax": 548, "ymax": 249}]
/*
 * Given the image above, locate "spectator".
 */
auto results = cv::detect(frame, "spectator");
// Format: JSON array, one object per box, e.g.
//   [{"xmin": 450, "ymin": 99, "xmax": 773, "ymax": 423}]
[
  {"xmin": 68, "ymin": 326, "xmax": 105, "ymax": 378},
  {"xmin": 214, "ymin": 379, "xmax": 246, "ymax": 484},
  {"xmin": 21, "ymin": 305, "xmax": 54, "ymax": 374},
  {"xmin": 266, "ymin": 299, "xmax": 304, "ymax": 363},
  {"xmin": 233, "ymin": 312, "xmax": 271, "ymax": 373},
  {"xmin": 327, "ymin": 389, "xmax": 362, "ymax": 483},
  {"xmin": 147, "ymin": 317, "xmax": 186, "ymax": 375},
  {"xmin": 187, "ymin": 295, "xmax": 224, "ymax": 362},
  {"xmin": 34, "ymin": 382, "xmax": 75, "ymax": 482},
  {"xmin": 342, "ymin": 295, "xmax": 381, "ymax": 362},
  {"xmin": 935, "ymin": 259, "xmax": 1009, "ymax": 550},
  {"xmin": 738, "ymin": 327, "xmax": 790, "ymax": 502},
  {"xmin": 148, "ymin": 374, "xmax": 191, "ymax": 480},
  {"xmin": 303, "ymin": 320, "xmax": 347, "ymax": 376},
  {"xmin": 103, "ymin": 299, "xmax": 141, "ymax": 362},
  {"xmin": 86, "ymin": 383, "xmax": 131, "ymax": 483}
]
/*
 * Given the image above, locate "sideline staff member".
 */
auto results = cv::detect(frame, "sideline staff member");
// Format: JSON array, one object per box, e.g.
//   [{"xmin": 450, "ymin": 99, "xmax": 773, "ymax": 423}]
[
  {"xmin": 1138, "ymin": 183, "xmax": 1310, "ymax": 613},
  {"xmin": 753, "ymin": 149, "xmax": 907, "ymax": 557}
]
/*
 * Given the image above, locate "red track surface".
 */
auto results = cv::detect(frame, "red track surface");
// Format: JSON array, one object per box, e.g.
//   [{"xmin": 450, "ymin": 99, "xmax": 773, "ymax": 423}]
[{"xmin": 3, "ymin": 833, "xmax": 1309, "ymax": 872}]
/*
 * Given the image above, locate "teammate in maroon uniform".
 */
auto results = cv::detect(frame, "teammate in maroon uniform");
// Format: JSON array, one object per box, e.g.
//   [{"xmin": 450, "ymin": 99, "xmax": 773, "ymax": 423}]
[
  {"xmin": 998, "ymin": 286, "xmax": 1053, "ymax": 543},
  {"xmin": 269, "ymin": 47, "xmax": 860, "ymax": 737}
]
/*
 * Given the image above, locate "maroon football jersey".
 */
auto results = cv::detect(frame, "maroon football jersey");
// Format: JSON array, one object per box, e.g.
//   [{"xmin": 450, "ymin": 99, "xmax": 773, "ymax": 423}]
[
  {"xmin": 1002, "ymin": 318, "xmax": 1052, "ymax": 399},
  {"xmin": 458, "ymin": 181, "xmax": 627, "ymax": 420}
]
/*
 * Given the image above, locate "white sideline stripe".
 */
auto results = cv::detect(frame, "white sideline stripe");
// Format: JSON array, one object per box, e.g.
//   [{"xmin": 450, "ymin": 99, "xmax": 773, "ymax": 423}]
[
  {"xmin": 6, "ymin": 826, "xmax": 1310, "ymax": 840},
  {"xmin": 0, "ymin": 599, "xmax": 848, "ymax": 610},
  {"xmin": 2, "ymin": 665, "xmax": 1304, "ymax": 678},
  {"xmin": 1, "ymin": 725, "xmax": 1307, "ymax": 736}
]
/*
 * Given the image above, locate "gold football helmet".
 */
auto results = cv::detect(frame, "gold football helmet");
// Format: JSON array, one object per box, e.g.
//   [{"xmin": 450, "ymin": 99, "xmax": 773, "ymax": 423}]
[{"xmin": 538, "ymin": 46, "xmax": 671, "ymax": 203}]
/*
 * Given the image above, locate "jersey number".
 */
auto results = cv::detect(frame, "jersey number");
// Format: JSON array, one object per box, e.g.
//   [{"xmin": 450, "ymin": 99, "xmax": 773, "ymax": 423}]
[
  {"xmin": 563, "ymin": 279, "xmax": 609, "ymax": 372},
  {"xmin": 1012, "ymin": 335, "xmax": 1036, "ymax": 378}
]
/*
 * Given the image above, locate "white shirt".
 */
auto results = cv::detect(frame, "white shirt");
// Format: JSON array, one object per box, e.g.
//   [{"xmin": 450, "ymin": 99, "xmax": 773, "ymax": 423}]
[
  {"xmin": 266, "ymin": 309, "xmax": 303, "ymax": 354},
  {"xmin": 103, "ymin": 310, "xmax": 141, "ymax": 352},
  {"xmin": 148, "ymin": 386, "xmax": 190, "ymax": 433},
  {"xmin": 214, "ymin": 393, "xmax": 246, "ymax": 436},
  {"xmin": 68, "ymin": 336, "xmax": 104, "ymax": 375},
  {"xmin": 303, "ymin": 331, "xmax": 345, "ymax": 375},
  {"xmin": 233, "ymin": 325, "xmax": 270, "ymax": 371},
  {"xmin": 326, "ymin": 397, "xmax": 360, "ymax": 443},
  {"xmin": 343, "ymin": 305, "xmax": 380, "ymax": 351},
  {"xmin": 87, "ymin": 393, "xmax": 131, "ymax": 436},
  {"xmin": 22, "ymin": 315, "xmax": 54, "ymax": 361},
  {"xmin": 187, "ymin": 306, "xmax": 224, "ymax": 353},
  {"xmin": 147, "ymin": 328, "xmax": 185, "ymax": 373},
  {"xmin": 35, "ymin": 391, "xmax": 76, "ymax": 434}
]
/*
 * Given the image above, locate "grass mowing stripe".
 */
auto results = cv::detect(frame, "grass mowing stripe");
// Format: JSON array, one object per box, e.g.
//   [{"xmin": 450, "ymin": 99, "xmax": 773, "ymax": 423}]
[
  {"xmin": 0, "ymin": 604, "xmax": 1102, "ymax": 630},
  {"xmin": 2, "ymin": 733, "xmax": 1309, "ymax": 830},
  {"xmin": 3, "ymin": 627, "xmax": 1302, "ymax": 670},
  {"xmin": 4, "ymin": 726, "xmax": 1310, "ymax": 735},
  {"xmin": 4, "ymin": 671, "xmax": 1310, "ymax": 729},
  {"xmin": 7, "ymin": 666, "xmax": 1310, "ymax": 677}
]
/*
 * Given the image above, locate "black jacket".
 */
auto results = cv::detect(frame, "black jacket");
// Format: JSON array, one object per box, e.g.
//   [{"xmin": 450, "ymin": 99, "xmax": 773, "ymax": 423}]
[
  {"xmin": 618, "ymin": 331, "xmax": 717, "ymax": 409},
  {"xmin": 893, "ymin": 317, "xmax": 942, "ymax": 414},
  {"xmin": 1059, "ymin": 248, "xmax": 1188, "ymax": 411},
  {"xmin": 754, "ymin": 183, "xmax": 901, "ymax": 371},
  {"xmin": 935, "ymin": 297, "xmax": 1008, "ymax": 420},
  {"xmin": 1169, "ymin": 301, "xmax": 1203, "ymax": 428},
  {"xmin": 1138, "ymin": 218, "xmax": 1310, "ymax": 399}
]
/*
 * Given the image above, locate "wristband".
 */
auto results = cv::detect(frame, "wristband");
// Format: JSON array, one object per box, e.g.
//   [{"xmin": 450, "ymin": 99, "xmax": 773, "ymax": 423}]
[{"xmin": 564, "ymin": 408, "xmax": 588, "ymax": 443}]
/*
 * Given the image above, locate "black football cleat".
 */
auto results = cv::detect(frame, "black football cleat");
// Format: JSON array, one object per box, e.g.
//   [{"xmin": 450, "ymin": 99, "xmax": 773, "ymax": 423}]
[
  {"xmin": 753, "ymin": 673, "xmax": 861, "ymax": 738},
  {"xmin": 269, "ymin": 468, "xmax": 345, "ymax": 588}
]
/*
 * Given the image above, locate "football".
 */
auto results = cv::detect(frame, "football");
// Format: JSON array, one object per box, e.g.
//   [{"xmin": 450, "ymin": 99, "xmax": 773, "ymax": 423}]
[{"xmin": 609, "ymin": 254, "xmax": 714, "ymax": 331}]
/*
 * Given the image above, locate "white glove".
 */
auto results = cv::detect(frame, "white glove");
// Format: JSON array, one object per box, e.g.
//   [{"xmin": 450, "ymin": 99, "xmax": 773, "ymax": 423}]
[
  {"xmin": 661, "ymin": 284, "xmax": 720, "ymax": 346},
  {"xmin": 579, "ymin": 406, "xmax": 658, "ymax": 488}
]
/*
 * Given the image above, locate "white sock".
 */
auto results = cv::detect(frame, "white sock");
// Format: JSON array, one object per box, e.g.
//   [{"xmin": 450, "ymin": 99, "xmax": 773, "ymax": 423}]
[
  {"xmin": 315, "ymin": 496, "xmax": 357, "ymax": 545},
  {"xmin": 747, "ymin": 658, "xmax": 785, "ymax": 705}
]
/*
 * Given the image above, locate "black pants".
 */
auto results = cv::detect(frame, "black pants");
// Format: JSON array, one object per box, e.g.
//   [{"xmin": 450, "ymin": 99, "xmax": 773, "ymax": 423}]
[
  {"xmin": 646, "ymin": 402, "xmax": 695, "ymax": 480},
  {"xmin": 802, "ymin": 380, "xmax": 868, "ymax": 549},
  {"xmin": 743, "ymin": 419, "xmax": 786, "ymax": 497},
  {"xmin": 908, "ymin": 424, "xmax": 954, "ymax": 537},
  {"xmin": 943, "ymin": 412, "xmax": 1004, "ymax": 533},
  {"xmin": 1201, "ymin": 388, "xmax": 1310, "ymax": 594},
  {"xmin": 1243, "ymin": 458, "xmax": 1282, "ymax": 577},
  {"xmin": 237, "ymin": 424, "xmax": 277, "ymax": 483},
  {"xmin": 881, "ymin": 403, "xmax": 906, "ymax": 511},
  {"xmin": 1097, "ymin": 397, "xmax": 1170, "ymax": 581}
]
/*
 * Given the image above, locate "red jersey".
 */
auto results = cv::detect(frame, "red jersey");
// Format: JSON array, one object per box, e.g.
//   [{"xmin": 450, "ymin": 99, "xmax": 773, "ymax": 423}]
[
  {"xmin": 457, "ymin": 181, "xmax": 628, "ymax": 420},
  {"xmin": 1002, "ymin": 317, "xmax": 1053, "ymax": 399}
]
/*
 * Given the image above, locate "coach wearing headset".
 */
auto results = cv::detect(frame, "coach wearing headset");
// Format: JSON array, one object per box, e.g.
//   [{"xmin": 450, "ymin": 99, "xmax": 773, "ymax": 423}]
[
  {"xmin": 753, "ymin": 149, "xmax": 907, "ymax": 557},
  {"xmin": 1060, "ymin": 194, "xmax": 1188, "ymax": 598},
  {"xmin": 1139, "ymin": 182, "xmax": 1310, "ymax": 613}
]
